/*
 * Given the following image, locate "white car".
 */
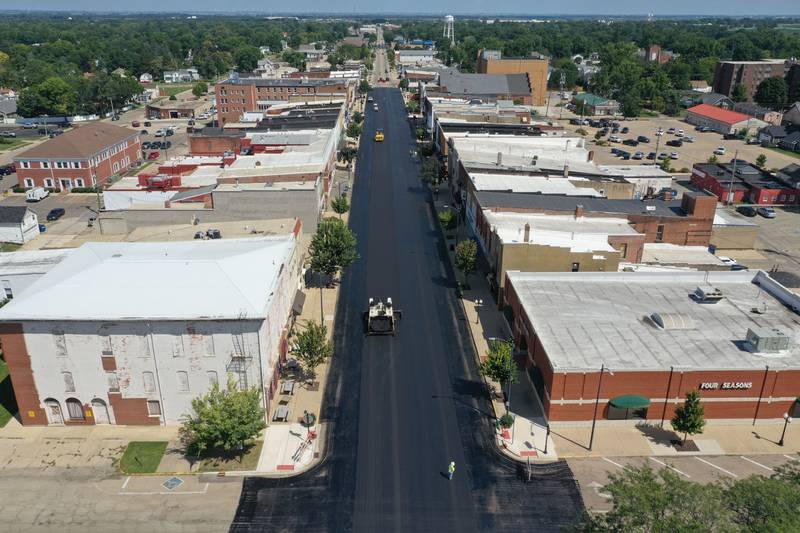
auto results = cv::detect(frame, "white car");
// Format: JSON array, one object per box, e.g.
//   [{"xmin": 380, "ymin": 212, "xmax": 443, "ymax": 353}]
[
  {"xmin": 717, "ymin": 256, "xmax": 738, "ymax": 266},
  {"xmin": 714, "ymin": 146, "xmax": 726, "ymax": 155},
  {"xmin": 670, "ymin": 152, "xmax": 679, "ymax": 159},
  {"xmin": 167, "ymin": 125, "xmax": 178, "ymax": 131},
  {"xmin": 676, "ymin": 129, "xmax": 685, "ymax": 137},
  {"xmin": 683, "ymin": 136, "xmax": 695, "ymax": 143},
  {"xmin": 154, "ymin": 129, "xmax": 165, "ymax": 137},
  {"xmin": 608, "ymin": 135, "xmax": 622, "ymax": 143}
]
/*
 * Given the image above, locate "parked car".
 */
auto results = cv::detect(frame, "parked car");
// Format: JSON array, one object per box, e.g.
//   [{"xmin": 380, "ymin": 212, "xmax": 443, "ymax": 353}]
[
  {"xmin": 757, "ymin": 207, "xmax": 777, "ymax": 218},
  {"xmin": 666, "ymin": 128, "xmax": 676, "ymax": 134},
  {"xmin": 38, "ymin": 224, "xmax": 46, "ymax": 233},
  {"xmin": 46, "ymin": 208, "xmax": 65, "ymax": 221},
  {"xmin": 666, "ymin": 139, "xmax": 683, "ymax": 147},
  {"xmin": 0, "ymin": 164, "xmax": 15, "ymax": 175},
  {"xmin": 188, "ymin": 119, "xmax": 195, "ymax": 126},
  {"xmin": 142, "ymin": 141, "xmax": 151, "ymax": 150},
  {"xmin": 611, "ymin": 147, "xmax": 621, "ymax": 155},
  {"xmin": 148, "ymin": 151, "xmax": 160, "ymax": 160},
  {"xmin": 132, "ymin": 121, "xmax": 140, "ymax": 127},
  {"xmin": 48, "ymin": 131, "xmax": 63, "ymax": 138},
  {"xmin": 608, "ymin": 135, "xmax": 622, "ymax": 143},
  {"xmin": 620, "ymin": 151, "xmax": 631, "ymax": 160},
  {"xmin": 746, "ymin": 137, "xmax": 761, "ymax": 145},
  {"xmin": 632, "ymin": 151, "xmax": 644, "ymax": 160},
  {"xmin": 657, "ymin": 153, "xmax": 668, "ymax": 160},
  {"xmin": 162, "ymin": 141, "xmax": 172, "ymax": 149},
  {"xmin": 637, "ymin": 135, "xmax": 651, "ymax": 143},
  {"xmin": 683, "ymin": 136, "xmax": 695, "ymax": 143},
  {"xmin": 670, "ymin": 152, "xmax": 679, "ymax": 159},
  {"xmin": 621, "ymin": 127, "xmax": 629, "ymax": 134},
  {"xmin": 676, "ymin": 129, "xmax": 685, "ymax": 137},
  {"xmin": 154, "ymin": 129, "xmax": 165, "ymax": 137},
  {"xmin": 0, "ymin": 131, "xmax": 16, "ymax": 138},
  {"xmin": 140, "ymin": 129, "xmax": 149, "ymax": 136},
  {"xmin": 111, "ymin": 115, "xmax": 120, "ymax": 121},
  {"xmin": 167, "ymin": 125, "xmax": 178, "ymax": 131},
  {"xmin": 623, "ymin": 139, "xmax": 639, "ymax": 146},
  {"xmin": 714, "ymin": 146, "xmax": 726, "ymax": 155},
  {"xmin": 646, "ymin": 152, "xmax": 656, "ymax": 160},
  {"xmin": 144, "ymin": 121, "xmax": 152, "ymax": 127},
  {"xmin": 165, "ymin": 129, "xmax": 174, "ymax": 137},
  {"xmin": 717, "ymin": 256, "xmax": 738, "ymax": 267},
  {"xmin": 26, "ymin": 187, "xmax": 49, "ymax": 202},
  {"xmin": 736, "ymin": 205, "xmax": 758, "ymax": 217}
]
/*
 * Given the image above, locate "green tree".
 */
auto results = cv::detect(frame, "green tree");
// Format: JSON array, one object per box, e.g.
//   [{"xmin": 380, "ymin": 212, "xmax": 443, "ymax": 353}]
[
  {"xmin": 454, "ymin": 239, "xmax": 477, "ymax": 284},
  {"xmin": 671, "ymin": 390, "xmax": 705, "ymax": 445},
  {"xmin": 18, "ymin": 76, "xmax": 77, "ymax": 116},
  {"xmin": 281, "ymin": 50, "xmax": 306, "ymax": 71},
  {"xmin": 438, "ymin": 209, "xmax": 456, "ymax": 230},
  {"xmin": 233, "ymin": 45, "xmax": 262, "ymax": 72},
  {"xmin": 725, "ymin": 475, "xmax": 800, "ymax": 532},
  {"xmin": 731, "ymin": 83, "xmax": 748, "ymax": 103},
  {"xmin": 359, "ymin": 79, "xmax": 370, "ymax": 93},
  {"xmin": 756, "ymin": 153, "xmax": 767, "ymax": 168},
  {"xmin": 479, "ymin": 338, "xmax": 518, "ymax": 396},
  {"xmin": 346, "ymin": 122, "xmax": 362, "ymax": 138},
  {"xmin": 351, "ymin": 111, "xmax": 363, "ymax": 124},
  {"xmin": 707, "ymin": 154, "xmax": 719, "ymax": 164},
  {"xmin": 330, "ymin": 195, "xmax": 349, "ymax": 218},
  {"xmin": 308, "ymin": 217, "xmax": 359, "ymax": 279},
  {"xmin": 399, "ymin": 78, "xmax": 409, "ymax": 90},
  {"xmin": 192, "ymin": 81, "xmax": 208, "ymax": 98},
  {"xmin": 659, "ymin": 155, "xmax": 672, "ymax": 172},
  {"xmin": 754, "ymin": 76, "xmax": 788, "ymax": 111},
  {"xmin": 180, "ymin": 377, "xmax": 266, "ymax": 459},
  {"xmin": 420, "ymin": 157, "xmax": 442, "ymax": 185},
  {"xmin": 290, "ymin": 320, "xmax": 333, "ymax": 382},
  {"xmin": 575, "ymin": 465, "xmax": 736, "ymax": 532}
]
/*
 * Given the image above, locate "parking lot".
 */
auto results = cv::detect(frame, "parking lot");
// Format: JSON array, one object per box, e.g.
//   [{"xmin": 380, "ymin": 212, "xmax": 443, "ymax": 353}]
[
  {"xmin": 570, "ymin": 453, "xmax": 796, "ymax": 511},
  {"xmin": 559, "ymin": 115, "xmax": 800, "ymax": 172}
]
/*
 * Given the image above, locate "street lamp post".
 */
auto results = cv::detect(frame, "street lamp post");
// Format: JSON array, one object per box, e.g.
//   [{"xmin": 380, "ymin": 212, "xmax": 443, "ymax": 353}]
[
  {"xmin": 653, "ymin": 127, "xmax": 664, "ymax": 166},
  {"xmin": 589, "ymin": 363, "xmax": 613, "ymax": 451},
  {"xmin": 474, "ymin": 298, "xmax": 483, "ymax": 324},
  {"xmin": 779, "ymin": 412, "xmax": 792, "ymax": 446}
]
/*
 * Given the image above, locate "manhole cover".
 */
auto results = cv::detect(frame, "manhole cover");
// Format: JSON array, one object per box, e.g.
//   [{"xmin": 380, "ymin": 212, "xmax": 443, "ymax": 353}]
[{"xmin": 162, "ymin": 476, "xmax": 183, "ymax": 490}]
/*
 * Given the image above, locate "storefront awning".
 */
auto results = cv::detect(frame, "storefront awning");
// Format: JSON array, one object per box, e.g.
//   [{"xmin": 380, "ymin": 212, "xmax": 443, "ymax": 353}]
[
  {"xmin": 292, "ymin": 290, "xmax": 306, "ymax": 315},
  {"xmin": 609, "ymin": 395, "xmax": 650, "ymax": 409}
]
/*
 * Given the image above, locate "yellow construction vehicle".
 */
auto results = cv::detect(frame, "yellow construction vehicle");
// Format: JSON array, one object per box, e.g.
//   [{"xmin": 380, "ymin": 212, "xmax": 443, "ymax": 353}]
[{"xmin": 374, "ymin": 129, "xmax": 385, "ymax": 142}]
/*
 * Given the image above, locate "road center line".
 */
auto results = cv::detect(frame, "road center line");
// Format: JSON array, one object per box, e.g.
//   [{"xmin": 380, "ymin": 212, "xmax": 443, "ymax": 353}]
[
  {"xmin": 649, "ymin": 457, "xmax": 690, "ymax": 477},
  {"xmin": 740, "ymin": 456, "xmax": 775, "ymax": 472},
  {"xmin": 601, "ymin": 457, "xmax": 625, "ymax": 469},
  {"xmin": 695, "ymin": 457, "xmax": 738, "ymax": 477}
]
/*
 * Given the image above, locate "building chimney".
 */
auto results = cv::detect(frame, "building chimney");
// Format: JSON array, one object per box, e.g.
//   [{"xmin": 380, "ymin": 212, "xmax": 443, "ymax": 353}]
[
  {"xmin": 563, "ymin": 164, "xmax": 569, "ymax": 178},
  {"xmin": 574, "ymin": 204, "xmax": 584, "ymax": 219},
  {"xmin": 662, "ymin": 190, "xmax": 672, "ymax": 201},
  {"xmin": 587, "ymin": 150, "xmax": 594, "ymax": 162},
  {"xmin": 523, "ymin": 223, "xmax": 530, "ymax": 242}
]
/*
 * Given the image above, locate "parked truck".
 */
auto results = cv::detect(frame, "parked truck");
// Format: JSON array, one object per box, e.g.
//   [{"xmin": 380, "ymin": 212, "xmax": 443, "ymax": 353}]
[{"xmin": 26, "ymin": 187, "xmax": 49, "ymax": 202}]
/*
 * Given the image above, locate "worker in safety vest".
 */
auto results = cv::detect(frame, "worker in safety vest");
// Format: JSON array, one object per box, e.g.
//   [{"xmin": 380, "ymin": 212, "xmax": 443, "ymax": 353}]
[{"xmin": 447, "ymin": 461, "xmax": 455, "ymax": 480}]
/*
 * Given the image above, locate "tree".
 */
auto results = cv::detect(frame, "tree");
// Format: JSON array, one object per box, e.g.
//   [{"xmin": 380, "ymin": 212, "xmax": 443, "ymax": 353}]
[
  {"xmin": 671, "ymin": 389, "xmax": 705, "ymax": 445},
  {"xmin": 756, "ymin": 153, "xmax": 767, "ymax": 168},
  {"xmin": 725, "ymin": 475, "xmax": 800, "ymax": 532},
  {"xmin": 454, "ymin": 239, "xmax": 477, "ymax": 284},
  {"xmin": 308, "ymin": 217, "xmax": 359, "ymax": 279},
  {"xmin": 420, "ymin": 157, "xmax": 442, "ymax": 185},
  {"xmin": 575, "ymin": 465, "xmax": 736, "ymax": 532},
  {"xmin": 281, "ymin": 50, "xmax": 306, "ymax": 71},
  {"xmin": 359, "ymin": 79, "xmax": 370, "ymax": 93},
  {"xmin": 330, "ymin": 195, "xmax": 349, "ymax": 218},
  {"xmin": 659, "ymin": 155, "xmax": 672, "ymax": 172},
  {"xmin": 351, "ymin": 111, "xmax": 363, "ymax": 124},
  {"xmin": 180, "ymin": 377, "xmax": 266, "ymax": 459},
  {"xmin": 290, "ymin": 320, "xmax": 333, "ymax": 382},
  {"xmin": 438, "ymin": 209, "xmax": 456, "ymax": 230},
  {"xmin": 754, "ymin": 76, "xmax": 788, "ymax": 111},
  {"xmin": 18, "ymin": 76, "xmax": 76, "ymax": 116},
  {"xmin": 399, "ymin": 78, "xmax": 409, "ymax": 90},
  {"xmin": 480, "ymin": 338, "xmax": 518, "ymax": 400},
  {"xmin": 731, "ymin": 83, "xmax": 748, "ymax": 103},
  {"xmin": 192, "ymin": 81, "xmax": 208, "ymax": 98},
  {"xmin": 346, "ymin": 122, "xmax": 362, "ymax": 138},
  {"xmin": 707, "ymin": 154, "xmax": 719, "ymax": 164},
  {"xmin": 233, "ymin": 45, "xmax": 262, "ymax": 72}
]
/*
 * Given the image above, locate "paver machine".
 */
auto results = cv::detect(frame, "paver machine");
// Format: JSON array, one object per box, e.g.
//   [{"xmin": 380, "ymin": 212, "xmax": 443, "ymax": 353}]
[{"xmin": 364, "ymin": 297, "xmax": 402, "ymax": 336}]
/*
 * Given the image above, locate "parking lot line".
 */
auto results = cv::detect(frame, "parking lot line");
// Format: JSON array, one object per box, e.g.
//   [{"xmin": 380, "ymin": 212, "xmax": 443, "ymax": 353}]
[
  {"xmin": 740, "ymin": 456, "xmax": 774, "ymax": 473},
  {"xmin": 121, "ymin": 476, "xmax": 131, "ymax": 490},
  {"xmin": 602, "ymin": 457, "xmax": 625, "ymax": 469},
  {"xmin": 695, "ymin": 457, "xmax": 738, "ymax": 478},
  {"xmin": 649, "ymin": 457, "xmax": 690, "ymax": 478},
  {"xmin": 783, "ymin": 454, "xmax": 797, "ymax": 461}
]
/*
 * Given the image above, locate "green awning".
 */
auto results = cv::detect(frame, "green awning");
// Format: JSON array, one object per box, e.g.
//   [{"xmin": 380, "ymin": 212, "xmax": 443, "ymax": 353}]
[{"xmin": 609, "ymin": 395, "xmax": 651, "ymax": 409}]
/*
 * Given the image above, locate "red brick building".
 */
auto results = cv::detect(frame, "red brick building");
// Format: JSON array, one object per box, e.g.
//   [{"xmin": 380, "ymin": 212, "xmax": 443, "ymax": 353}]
[
  {"xmin": 692, "ymin": 162, "xmax": 800, "ymax": 205},
  {"xmin": 504, "ymin": 270, "xmax": 800, "ymax": 424},
  {"xmin": 215, "ymin": 76, "xmax": 350, "ymax": 125},
  {"xmin": 14, "ymin": 123, "xmax": 141, "ymax": 191}
]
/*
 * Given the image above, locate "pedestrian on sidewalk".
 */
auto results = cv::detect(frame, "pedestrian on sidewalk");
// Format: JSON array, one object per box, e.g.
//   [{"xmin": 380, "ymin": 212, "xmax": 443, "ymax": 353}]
[{"xmin": 447, "ymin": 461, "xmax": 456, "ymax": 480}]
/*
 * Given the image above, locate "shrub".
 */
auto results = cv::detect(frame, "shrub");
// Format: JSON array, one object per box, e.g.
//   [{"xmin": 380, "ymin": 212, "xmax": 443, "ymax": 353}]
[
  {"xmin": 438, "ymin": 209, "xmax": 456, "ymax": 230},
  {"xmin": 499, "ymin": 413, "xmax": 514, "ymax": 428}
]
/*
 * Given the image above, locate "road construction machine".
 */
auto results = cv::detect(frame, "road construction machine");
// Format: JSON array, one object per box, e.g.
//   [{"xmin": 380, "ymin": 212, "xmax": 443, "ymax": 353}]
[{"xmin": 364, "ymin": 297, "xmax": 401, "ymax": 335}]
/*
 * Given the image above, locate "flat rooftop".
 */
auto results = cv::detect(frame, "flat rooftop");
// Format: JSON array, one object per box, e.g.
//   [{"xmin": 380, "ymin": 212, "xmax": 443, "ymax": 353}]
[
  {"xmin": 507, "ymin": 270, "xmax": 800, "ymax": 371},
  {"xmin": 484, "ymin": 211, "xmax": 635, "ymax": 252},
  {"xmin": 0, "ymin": 236, "xmax": 297, "ymax": 321},
  {"xmin": 470, "ymin": 173, "xmax": 602, "ymax": 197},
  {"xmin": 0, "ymin": 249, "xmax": 72, "ymax": 275},
  {"xmin": 640, "ymin": 243, "xmax": 727, "ymax": 266},
  {"xmin": 477, "ymin": 191, "xmax": 685, "ymax": 217}
]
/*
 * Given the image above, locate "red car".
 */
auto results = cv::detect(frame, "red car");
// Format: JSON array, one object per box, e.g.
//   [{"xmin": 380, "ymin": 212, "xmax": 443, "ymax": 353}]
[{"xmin": 148, "ymin": 151, "xmax": 160, "ymax": 160}]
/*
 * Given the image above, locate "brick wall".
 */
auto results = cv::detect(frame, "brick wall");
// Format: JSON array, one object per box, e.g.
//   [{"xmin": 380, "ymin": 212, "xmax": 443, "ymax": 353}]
[{"xmin": 0, "ymin": 323, "xmax": 48, "ymax": 425}]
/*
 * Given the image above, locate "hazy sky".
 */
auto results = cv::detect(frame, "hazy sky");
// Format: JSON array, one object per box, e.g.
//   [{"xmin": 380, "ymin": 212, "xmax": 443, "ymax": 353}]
[{"xmin": 5, "ymin": 0, "xmax": 800, "ymax": 16}]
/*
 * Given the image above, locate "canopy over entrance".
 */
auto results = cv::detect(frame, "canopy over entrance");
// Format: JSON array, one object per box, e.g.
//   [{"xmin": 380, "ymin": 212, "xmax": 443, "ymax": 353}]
[{"xmin": 609, "ymin": 395, "xmax": 650, "ymax": 409}]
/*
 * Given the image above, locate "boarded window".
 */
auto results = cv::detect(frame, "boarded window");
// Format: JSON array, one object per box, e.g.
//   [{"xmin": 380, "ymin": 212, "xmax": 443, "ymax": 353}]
[
  {"xmin": 147, "ymin": 400, "xmax": 161, "ymax": 416},
  {"xmin": 106, "ymin": 372, "xmax": 119, "ymax": 392},
  {"xmin": 53, "ymin": 330, "xmax": 68, "ymax": 357},
  {"xmin": 143, "ymin": 371, "xmax": 155, "ymax": 393},
  {"xmin": 177, "ymin": 371, "xmax": 189, "ymax": 392},
  {"xmin": 207, "ymin": 370, "xmax": 218, "ymax": 387},
  {"xmin": 63, "ymin": 372, "xmax": 75, "ymax": 393},
  {"xmin": 66, "ymin": 399, "xmax": 84, "ymax": 420}
]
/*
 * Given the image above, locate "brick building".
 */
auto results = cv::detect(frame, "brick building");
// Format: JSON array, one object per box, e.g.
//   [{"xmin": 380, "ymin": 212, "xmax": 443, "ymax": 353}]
[
  {"xmin": 476, "ymin": 49, "xmax": 549, "ymax": 106},
  {"xmin": 505, "ymin": 270, "xmax": 800, "ymax": 424},
  {"xmin": 14, "ymin": 123, "xmax": 141, "ymax": 191},
  {"xmin": 713, "ymin": 59, "xmax": 797, "ymax": 101},
  {"xmin": 0, "ymin": 235, "xmax": 303, "ymax": 426},
  {"xmin": 215, "ymin": 75, "xmax": 350, "ymax": 125},
  {"xmin": 685, "ymin": 104, "xmax": 767, "ymax": 135},
  {"xmin": 692, "ymin": 161, "xmax": 800, "ymax": 205}
]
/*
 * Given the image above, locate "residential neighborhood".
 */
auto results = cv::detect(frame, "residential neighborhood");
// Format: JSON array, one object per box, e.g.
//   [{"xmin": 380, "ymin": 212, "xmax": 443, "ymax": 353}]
[{"xmin": 1, "ymin": 7, "xmax": 800, "ymax": 533}]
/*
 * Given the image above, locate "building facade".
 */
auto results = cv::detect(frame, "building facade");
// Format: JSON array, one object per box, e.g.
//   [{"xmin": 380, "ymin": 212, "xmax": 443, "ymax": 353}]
[
  {"xmin": 713, "ymin": 60, "xmax": 796, "ymax": 101},
  {"xmin": 476, "ymin": 49, "xmax": 549, "ymax": 106},
  {"xmin": 685, "ymin": 104, "xmax": 767, "ymax": 135},
  {"xmin": 14, "ymin": 123, "xmax": 141, "ymax": 190},
  {"xmin": 0, "ymin": 236, "xmax": 304, "ymax": 426}
]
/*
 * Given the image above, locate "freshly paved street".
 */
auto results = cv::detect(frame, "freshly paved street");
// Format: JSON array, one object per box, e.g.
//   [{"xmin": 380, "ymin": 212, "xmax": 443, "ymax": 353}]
[{"xmin": 228, "ymin": 89, "xmax": 584, "ymax": 532}]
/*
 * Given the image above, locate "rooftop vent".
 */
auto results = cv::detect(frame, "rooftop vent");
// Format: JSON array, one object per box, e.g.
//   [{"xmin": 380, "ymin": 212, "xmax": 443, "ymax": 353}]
[
  {"xmin": 692, "ymin": 286, "xmax": 724, "ymax": 303},
  {"xmin": 746, "ymin": 327, "xmax": 791, "ymax": 353},
  {"xmin": 648, "ymin": 312, "xmax": 695, "ymax": 330}
]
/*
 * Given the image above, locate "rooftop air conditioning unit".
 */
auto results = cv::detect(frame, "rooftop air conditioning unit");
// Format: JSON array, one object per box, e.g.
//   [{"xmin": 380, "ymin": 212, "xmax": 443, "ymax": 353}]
[
  {"xmin": 693, "ymin": 286, "xmax": 724, "ymax": 303},
  {"xmin": 746, "ymin": 327, "xmax": 791, "ymax": 353}
]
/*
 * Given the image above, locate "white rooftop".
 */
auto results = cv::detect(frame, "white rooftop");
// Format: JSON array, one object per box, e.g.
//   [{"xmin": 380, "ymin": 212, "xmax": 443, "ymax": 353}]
[
  {"xmin": 507, "ymin": 270, "xmax": 800, "ymax": 372},
  {"xmin": 0, "ymin": 237, "xmax": 296, "ymax": 321},
  {"xmin": 470, "ymin": 173, "xmax": 602, "ymax": 197},
  {"xmin": 714, "ymin": 207, "xmax": 759, "ymax": 227},
  {"xmin": 450, "ymin": 135, "xmax": 590, "ymax": 162},
  {"xmin": 484, "ymin": 211, "xmax": 636, "ymax": 253},
  {"xmin": 641, "ymin": 243, "xmax": 727, "ymax": 266},
  {"xmin": 0, "ymin": 249, "xmax": 73, "ymax": 275}
]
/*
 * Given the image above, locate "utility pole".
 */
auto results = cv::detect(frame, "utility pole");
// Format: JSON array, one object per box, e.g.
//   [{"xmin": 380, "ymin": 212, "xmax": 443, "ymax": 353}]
[
  {"xmin": 727, "ymin": 149, "xmax": 739, "ymax": 205},
  {"xmin": 108, "ymin": 97, "xmax": 116, "ymax": 119}
]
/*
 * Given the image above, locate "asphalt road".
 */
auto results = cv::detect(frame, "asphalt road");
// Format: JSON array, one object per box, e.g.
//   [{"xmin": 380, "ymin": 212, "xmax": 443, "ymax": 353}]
[{"xmin": 228, "ymin": 89, "xmax": 584, "ymax": 532}]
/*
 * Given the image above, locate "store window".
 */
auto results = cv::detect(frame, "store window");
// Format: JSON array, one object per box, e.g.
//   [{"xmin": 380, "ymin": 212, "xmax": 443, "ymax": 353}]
[{"xmin": 656, "ymin": 224, "xmax": 665, "ymax": 242}]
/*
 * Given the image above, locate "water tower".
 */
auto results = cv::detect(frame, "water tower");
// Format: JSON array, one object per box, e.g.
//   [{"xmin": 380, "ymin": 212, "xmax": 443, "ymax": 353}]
[{"xmin": 443, "ymin": 15, "xmax": 455, "ymax": 46}]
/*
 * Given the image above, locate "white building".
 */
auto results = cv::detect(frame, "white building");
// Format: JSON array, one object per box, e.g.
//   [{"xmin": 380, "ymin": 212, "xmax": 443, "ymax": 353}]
[
  {"xmin": 0, "ymin": 236, "xmax": 304, "ymax": 426},
  {"xmin": 0, "ymin": 249, "xmax": 72, "ymax": 301},
  {"xmin": 397, "ymin": 49, "xmax": 437, "ymax": 66},
  {"xmin": 0, "ymin": 206, "xmax": 40, "ymax": 245},
  {"xmin": 163, "ymin": 68, "xmax": 200, "ymax": 84},
  {"xmin": 139, "ymin": 73, "xmax": 154, "ymax": 84}
]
